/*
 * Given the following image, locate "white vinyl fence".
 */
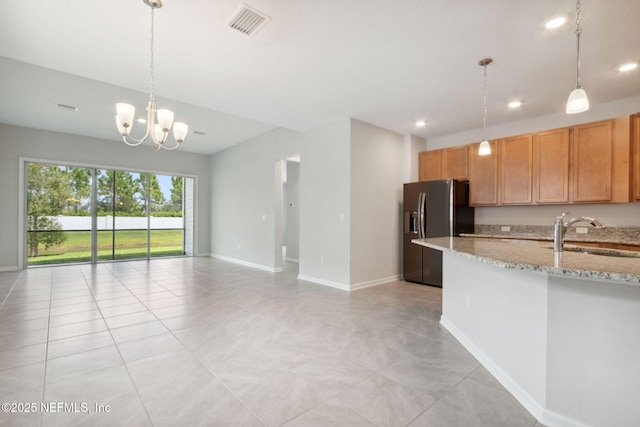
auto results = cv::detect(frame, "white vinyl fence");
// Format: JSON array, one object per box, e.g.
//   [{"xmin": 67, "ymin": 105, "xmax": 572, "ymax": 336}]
[{"xmin": 50, "ymin": 216, "xmax": 183, "ymax": 230}]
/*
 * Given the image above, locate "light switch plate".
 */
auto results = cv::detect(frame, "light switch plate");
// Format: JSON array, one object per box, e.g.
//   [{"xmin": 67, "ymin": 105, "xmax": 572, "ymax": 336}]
[
  {"xmin": 501, "ymin": 226, "xmax": 511, "ymax": 232},
  {"xmin": 576, "ymin": 227, "xmax": 589, "ymax": 234}
]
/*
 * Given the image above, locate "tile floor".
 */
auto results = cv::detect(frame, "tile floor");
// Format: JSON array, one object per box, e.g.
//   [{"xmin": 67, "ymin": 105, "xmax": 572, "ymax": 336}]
[{"xmin": 0, "ymin": 257, "xmax": 544, "ymax": 427}]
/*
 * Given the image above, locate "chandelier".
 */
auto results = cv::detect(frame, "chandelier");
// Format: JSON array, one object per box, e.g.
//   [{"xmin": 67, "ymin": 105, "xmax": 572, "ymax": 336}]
[{"xmin": 115, "ymin": 0, "xmax": 188, "ymax": 150}]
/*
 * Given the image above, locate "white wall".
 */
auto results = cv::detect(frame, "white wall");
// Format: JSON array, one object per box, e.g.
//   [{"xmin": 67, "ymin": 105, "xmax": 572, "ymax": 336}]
[
  {"xmin": 350, "ymin": 119, "xmax": 405, "ymax": 287},
  {"xmin": 404, "ymin": 134, "xmax": 426, "ymax": 183},
  {"xmin": 425, "ymin": 95, "xmax": 640, "ymax": 228},
  {"xmin": 0, "ymin": 123, "xmax": 211, "ymax": 270},
  {"xmin": 298, "ymin": 119, "xmax": 352, "ymax": 288},
  {"xmin": 210, "ymin": 128, "xmax": 301, "ymax": 271}
]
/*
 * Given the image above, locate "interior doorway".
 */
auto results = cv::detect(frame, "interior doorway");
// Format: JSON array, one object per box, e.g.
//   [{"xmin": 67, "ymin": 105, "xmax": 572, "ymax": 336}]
[{"xmin": 275, "ymin": 155, "xmax": 300, "ymax": 272}]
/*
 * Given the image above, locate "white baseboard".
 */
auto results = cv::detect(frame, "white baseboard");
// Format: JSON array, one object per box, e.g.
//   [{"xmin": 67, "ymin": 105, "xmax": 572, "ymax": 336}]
[
  {"xmin": 285, "ymin": 257, "xmax": 299, "ymax": 264},
  {"xmin": 440, "ymin": 316, "xmax": 547, "ymax": 424},
  {"xmin": 211, "ymin": 254, "xmax": 283, "ymax": 273},
  {"xmin": 0, "ymin": 266, "xmax": 20, "ymax": 272},
  {"xmin": 296, "ymin": 274, "xmax": 400, "ymax": 292},
  {"xmin": 350, "ymin": 275, "xmax": 400, "ymax": 290},
  {"xmin": 297, "ymin": 274, "xmax": 350, "ymax": 291}
]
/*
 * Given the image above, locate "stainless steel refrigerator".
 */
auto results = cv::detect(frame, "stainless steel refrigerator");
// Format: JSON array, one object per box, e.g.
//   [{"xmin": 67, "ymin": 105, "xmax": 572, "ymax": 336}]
[{"xmin": 403, "ymin": 179, "xmax": 474, "ymax": 287}]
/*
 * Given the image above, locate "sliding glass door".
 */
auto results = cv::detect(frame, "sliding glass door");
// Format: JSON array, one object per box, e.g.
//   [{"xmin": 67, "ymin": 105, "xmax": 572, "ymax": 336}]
[
  {"xmin": 26, "ymin": 164, "xmax": 93, "ymax": 265},
  {"xmin": 26, "ymin": 162, "xmax": 191, "ymax": 266}
]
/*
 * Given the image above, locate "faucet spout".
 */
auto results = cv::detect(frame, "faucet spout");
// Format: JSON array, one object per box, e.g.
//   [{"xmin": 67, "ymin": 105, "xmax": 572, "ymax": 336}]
[{"xmin": 553, "ymin": 214, "xmax": 605, "ymax": 253}]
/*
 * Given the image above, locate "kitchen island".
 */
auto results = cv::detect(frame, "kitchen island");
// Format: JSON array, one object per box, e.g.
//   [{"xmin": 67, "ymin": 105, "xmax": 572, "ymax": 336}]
[{"xmin": 413, "ymin": 236, "xmax": 640, "ymax": 427}]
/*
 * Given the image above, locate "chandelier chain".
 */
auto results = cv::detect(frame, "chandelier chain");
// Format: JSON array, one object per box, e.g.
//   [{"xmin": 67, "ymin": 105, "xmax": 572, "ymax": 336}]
[{"xmin": 149, "ymin": 6, "xmax": 155, "ymax": 99}]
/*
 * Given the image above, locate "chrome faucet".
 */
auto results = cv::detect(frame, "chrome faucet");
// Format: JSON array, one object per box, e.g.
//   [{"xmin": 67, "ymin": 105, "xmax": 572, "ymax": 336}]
[{"xmin": 553, "ymin": 212, "xmax": 605, "ymax": 252}]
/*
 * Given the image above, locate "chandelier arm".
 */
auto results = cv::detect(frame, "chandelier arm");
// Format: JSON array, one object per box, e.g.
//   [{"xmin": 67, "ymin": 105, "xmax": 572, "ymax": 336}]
[
  {"xmin": 122, "ymin": 135, "xmax": 146, "ymax": 146},
  {"xmin": 156, "ymin": 140, "xmax": 183, "ymax": 151}
]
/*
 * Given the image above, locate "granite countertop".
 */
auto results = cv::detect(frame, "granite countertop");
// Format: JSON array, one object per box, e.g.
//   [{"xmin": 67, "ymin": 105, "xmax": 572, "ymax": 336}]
[{"xmin": 413, "ymin": 236, "xmax": 640, "ymax": 284}]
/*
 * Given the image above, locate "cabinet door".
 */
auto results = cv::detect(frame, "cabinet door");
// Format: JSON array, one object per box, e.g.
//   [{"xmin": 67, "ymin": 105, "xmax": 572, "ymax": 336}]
[
  {"xmin": 442, "ymin": 145, "xmax": 469, "ymax": 180},
  {"xmin": 534, "ymin": 128, "xmax": 570, "ymax": 203},
  {"xmin": 499, "ymin": 134, "xmax": 533, "ymax": 204},
  {"xmin": 469, "ymin": 141, "xmax": 498, "ymax": 205},
  {"xmin": 572, "ymin": 120, "xmax": 613, "ymax": 202},
  {"xmin": 634, "ymin": 114, "xmax": 640, "ymax": 201},
  {"xmin": 419, "ymin": 150, "xmax": 442, "ymax": 181}
]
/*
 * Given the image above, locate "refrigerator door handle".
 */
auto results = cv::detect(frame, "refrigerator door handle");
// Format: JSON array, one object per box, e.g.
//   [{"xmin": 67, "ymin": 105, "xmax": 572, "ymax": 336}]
[
  {"xmin": 418, "ymin": 191, "xmax": 425, "ymax": 239},
  {"xmin": 423, "ymin": 192, "xmax": 428, "ymax": 239}
]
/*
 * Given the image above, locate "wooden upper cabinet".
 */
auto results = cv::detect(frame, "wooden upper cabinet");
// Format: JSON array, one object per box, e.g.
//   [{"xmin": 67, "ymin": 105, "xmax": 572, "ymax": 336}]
[
  {"xmin": 634, "ymin": 114, "xmax": 640, "ymax": 201},
  {"xmin": 469, "ymin": 141, "xmax": 499, "ymax": 205},
  {"xmin": 534, "ymin": 128, "xmax": 570, "ymax": 203},
  {"xmin": 442, "ymin": 145, "xmax": 469, "ymax": 180},
  {"xmin": 419, "ymin": 150, "xmax": 442, "ymax": 181},
  {"xmin": 499, "ymin": 134, "xmax": 533, "ymax": 204},
  {"xmin": 571, "ymin": 120, "xmax": 615, "ymax": 202}
]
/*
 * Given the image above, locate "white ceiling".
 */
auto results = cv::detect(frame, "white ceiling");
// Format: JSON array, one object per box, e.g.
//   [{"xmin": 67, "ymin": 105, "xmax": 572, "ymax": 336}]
[{"xmin": 0, "ymin": 0, "xmax": 639, "ymax": 155}]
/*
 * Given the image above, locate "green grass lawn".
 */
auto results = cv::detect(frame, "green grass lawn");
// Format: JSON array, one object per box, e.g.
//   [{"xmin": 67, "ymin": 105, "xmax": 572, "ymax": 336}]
[{"xmin": 28, "ymin": 230, "xmax": 184, "ymax": 265}]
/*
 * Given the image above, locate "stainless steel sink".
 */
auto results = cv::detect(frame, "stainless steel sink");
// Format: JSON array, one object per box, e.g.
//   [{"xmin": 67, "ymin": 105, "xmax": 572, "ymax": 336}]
[{"xmin": 554, "ymin": 246, "xmax": 640, "ymax": 258}]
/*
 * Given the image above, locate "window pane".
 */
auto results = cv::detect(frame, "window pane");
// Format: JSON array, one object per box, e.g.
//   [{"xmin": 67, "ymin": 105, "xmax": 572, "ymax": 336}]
[
  {"xmin": 27, "ymin": 163, "xmax": 92, "ymax": 265},
  {"xmin": 150, "ymin": 174, "xmax": 184, "ymax": 257}
]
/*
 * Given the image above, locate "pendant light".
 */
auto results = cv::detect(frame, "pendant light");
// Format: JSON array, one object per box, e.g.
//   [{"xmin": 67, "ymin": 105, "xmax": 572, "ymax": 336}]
[
  {"xmin": 478, "ymin": 58, "xmax": 493, "ymax": 156},
  {"xmin": 115, "ymin": 0, "xmax": 188, "ymax": 150},
  {"xmin": 566, "ymin": 0, "xmax": 589, "ymax": 114}
]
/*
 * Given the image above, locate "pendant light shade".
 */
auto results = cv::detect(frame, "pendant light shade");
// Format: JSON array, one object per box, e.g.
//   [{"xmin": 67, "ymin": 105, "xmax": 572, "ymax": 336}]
[
  {"xmin": 478, "ymin": 140, "xmax": 491, "ymax": 156},
  {"xmin": 478, "ymin": 58, "xmax": 493, "ymax": 156},
  {"xmin": 566, "ymin": 0, "xmax": 589, "ymax": 114},
  {"xmin": 566, "ymin": 87, "xmax": 589, "ymax": 114}
]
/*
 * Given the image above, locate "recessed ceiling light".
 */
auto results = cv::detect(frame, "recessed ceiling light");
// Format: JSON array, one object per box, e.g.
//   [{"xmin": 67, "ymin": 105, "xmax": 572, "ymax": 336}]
[
  {"xmin": 508, "ymin": 101, "xmax": 522, "ymax": 109},
  {"xmin": 618, "ymin": 62, "xmax": 638, "ymax": 72},
  {"xmin": 136, "ymin": 118, "xmax": 147, "ymax": 124},
  {"xmin": 415, "ymin": 120, "xmax": 427, "ymax": 127},
  {"xmin": 545, "ymin": 16, "xmax": 567, "ymax": 29}
]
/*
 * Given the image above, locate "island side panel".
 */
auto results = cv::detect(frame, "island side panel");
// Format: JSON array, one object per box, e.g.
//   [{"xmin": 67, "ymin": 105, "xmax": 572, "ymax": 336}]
[
  {"xmin": 440, "ymin": 251, "xmax": 548, "ymax": 418},
  {"xmin": 546, "ymin": 275, "xmax": 640, "ymax": 427}
]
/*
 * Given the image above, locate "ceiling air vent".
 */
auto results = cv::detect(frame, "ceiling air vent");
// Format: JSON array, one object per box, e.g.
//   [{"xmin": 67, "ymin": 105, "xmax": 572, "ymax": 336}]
[{"xmin": 227, "ymin": 3, "xmax": 270, "ymax": 37}]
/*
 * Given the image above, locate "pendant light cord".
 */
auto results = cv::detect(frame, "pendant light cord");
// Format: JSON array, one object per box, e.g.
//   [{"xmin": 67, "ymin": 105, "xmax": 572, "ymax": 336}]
[
  {"xmin": 482, "ymin": 63, "xmax": 488, "ymax": 141},
  {"xmin": 574, "ymin": 0, "xmax": 582, "ymax": 88}
]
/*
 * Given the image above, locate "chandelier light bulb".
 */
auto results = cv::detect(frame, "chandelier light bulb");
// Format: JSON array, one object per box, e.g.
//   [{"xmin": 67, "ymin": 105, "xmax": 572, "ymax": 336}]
[{"xmin": 156, "ymin": 109, "xmax": 175, "ymax": 132}]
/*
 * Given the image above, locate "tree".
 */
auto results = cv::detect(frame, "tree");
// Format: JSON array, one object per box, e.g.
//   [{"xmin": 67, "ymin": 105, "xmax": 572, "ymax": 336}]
[
  {"xmin": 67, "ymin": 167, "xmax": 91, "ymax": 214},
  {"xmin": 139, "ymin": 174, "xmax": 165, "ymax": 213},
  {"xmin": 170, "ymin": 176, "xmax": 183, "ymax": 212},
  {"xmin": 98, "ymin": 170, "xmax": 143, "ymax": 214},
  {"xmin": 27, "ymin": 164, "xmax": 71, "ymax": 257}
]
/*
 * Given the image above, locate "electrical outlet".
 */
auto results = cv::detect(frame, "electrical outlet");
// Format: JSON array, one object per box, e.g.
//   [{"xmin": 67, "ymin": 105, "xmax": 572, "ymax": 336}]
[
  {"xmin": 501, "ymin": 226, "xmax": 511, "ymax": 232},
  {"xmin": 465, "ymin": 295, "xmax": 471, "ymax": 309},
  {"xmin": 576, "ymin": 227, "xmax": 589, "ymax": 234},
  {"xmin": 237, "ymin": 244, "xmax": 242, "ymax": 251},
  {"xmin": 320, "ymin": 256, "xmax": 325, "ymax": 265}
]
